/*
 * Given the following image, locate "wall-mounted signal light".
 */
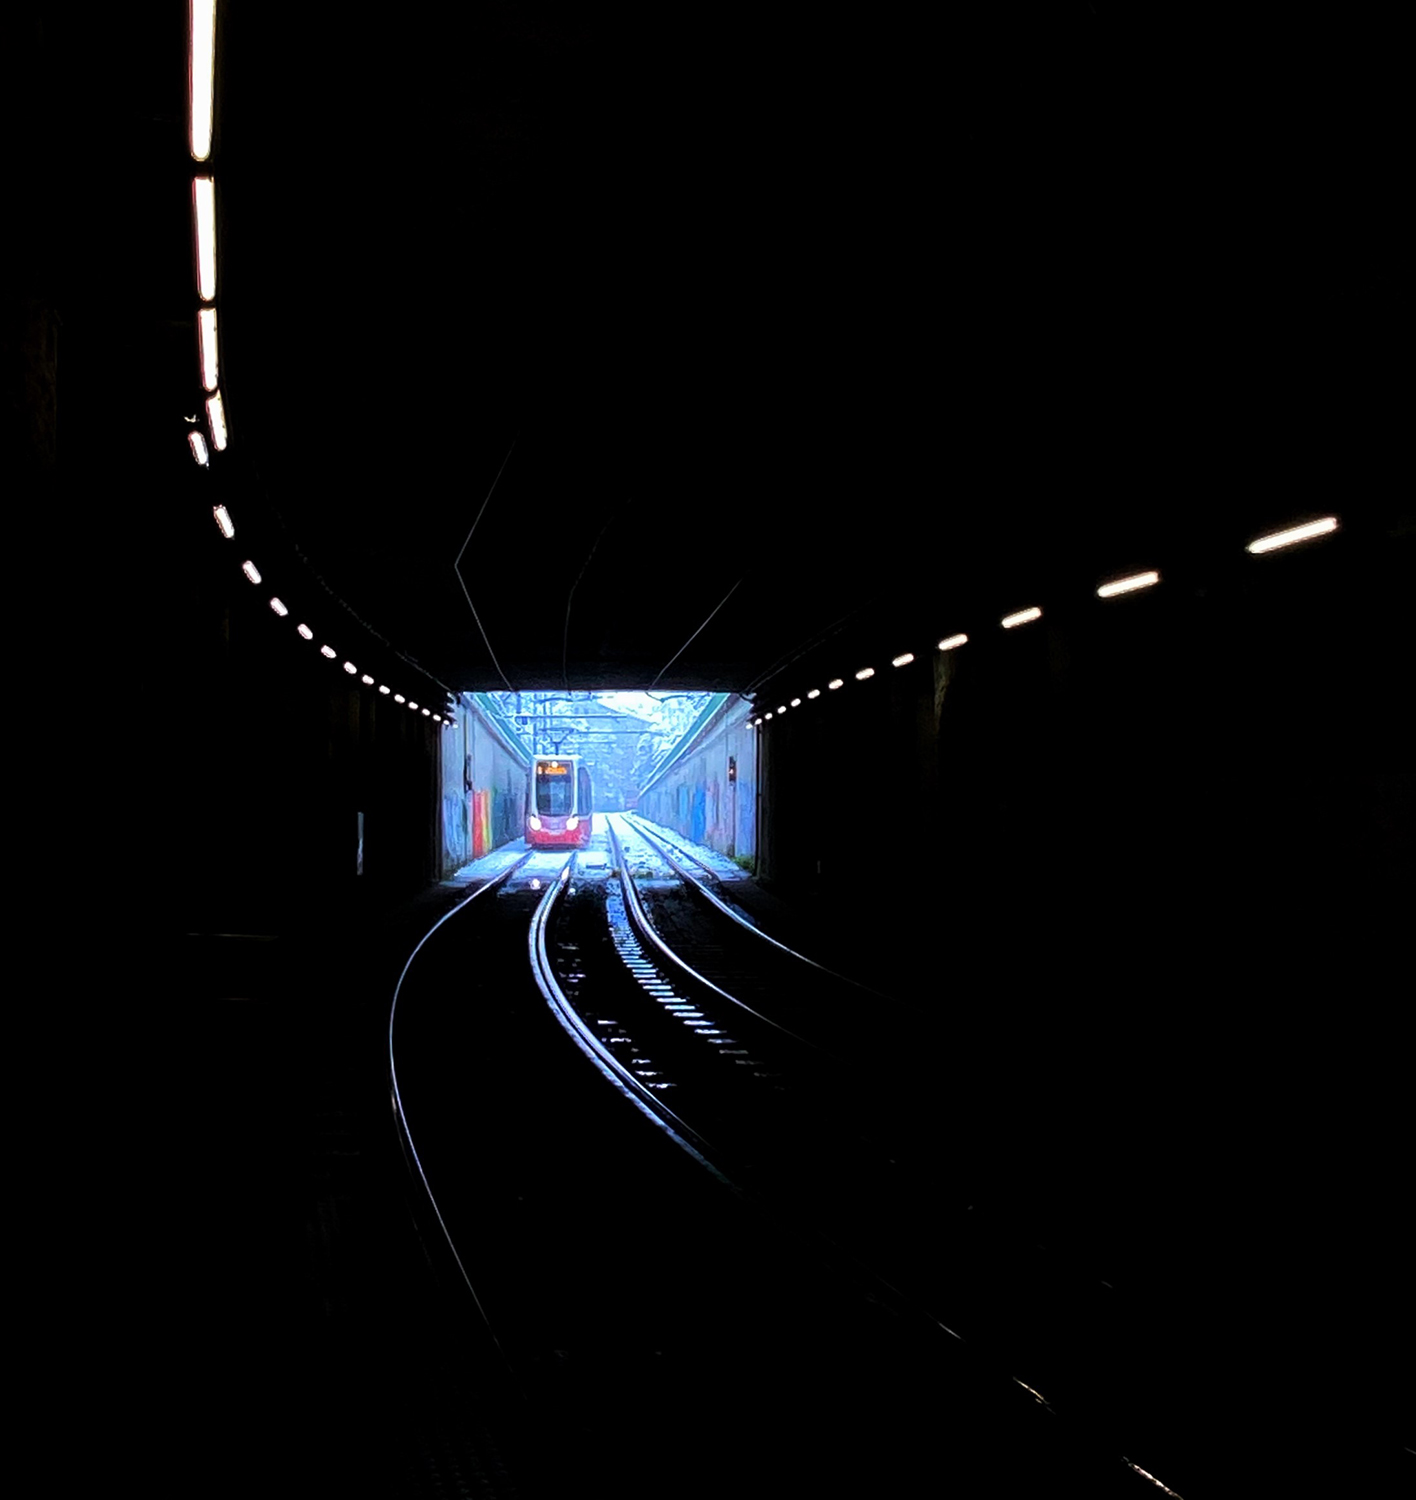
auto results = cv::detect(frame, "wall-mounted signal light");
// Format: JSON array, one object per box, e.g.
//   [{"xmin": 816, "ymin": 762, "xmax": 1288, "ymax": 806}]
[{"xmin": 1246, "ymin": 517, "xmax": 1339, "ymax": 554}]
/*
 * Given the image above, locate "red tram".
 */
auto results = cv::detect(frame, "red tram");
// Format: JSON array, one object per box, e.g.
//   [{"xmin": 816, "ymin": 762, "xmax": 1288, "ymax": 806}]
[{"xmin": 525, "ymin": 755, "xmax": 594, "ymax": 849}]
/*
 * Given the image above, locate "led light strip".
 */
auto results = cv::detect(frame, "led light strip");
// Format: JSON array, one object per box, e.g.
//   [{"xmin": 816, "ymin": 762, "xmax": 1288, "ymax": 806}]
[
  {"xmin": 757, "ymin": 519, "xmax": 1339, "ymax": 726},
  {"xmin": 181, "ymin": 18, "xmax": 453, "ymax": 727}
]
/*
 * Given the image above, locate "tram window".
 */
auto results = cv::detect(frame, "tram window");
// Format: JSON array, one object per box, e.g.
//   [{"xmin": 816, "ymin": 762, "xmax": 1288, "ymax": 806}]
[
  {"xmin": 535, "ymin": 764, "xmax": 574, "ymax": 815},
  {"xmin": 578, "ymin": 764, "xmax": 592, "ymax": 813}
]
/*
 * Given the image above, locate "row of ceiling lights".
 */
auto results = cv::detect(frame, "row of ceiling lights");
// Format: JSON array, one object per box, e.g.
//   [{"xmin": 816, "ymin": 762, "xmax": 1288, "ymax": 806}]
[
  {"xmin": 750, "ymin": 518, "xmax": 1339, "ymax": 727},
  {"xmin": 214, "ymin": 506, "xmax": 449, "ymax": 721},
  {"xmin": 182, "ymin": 3, "xmax": 454, "ymax": 728}
]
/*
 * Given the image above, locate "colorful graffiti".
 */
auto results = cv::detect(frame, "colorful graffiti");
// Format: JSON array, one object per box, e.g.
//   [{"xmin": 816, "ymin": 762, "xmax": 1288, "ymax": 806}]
[
  {"xmin": 472, "ymin": 788, "xmax": 494, "ymax": 860},
  {"xmin": 639, "ymin": 708, "xmax": 756, "ymax": 863},
  {"xmin": 442, "ymin": 792, "xmax": 469, "ymax": 868}
]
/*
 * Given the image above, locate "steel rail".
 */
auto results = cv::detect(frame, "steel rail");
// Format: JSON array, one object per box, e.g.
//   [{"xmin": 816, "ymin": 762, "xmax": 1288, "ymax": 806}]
[
  {"xmin": 387, "ymin": 852, "xmax": 532, "ymax": 1352},
  {"xmin": 526, "ymin": 852, "xmax": 735, "ymax": 1188},
  {"xmin": 621, "ymin": 813, "xmax": 895, "ymax": 1000},
  {"xmin": 622, "ymin": 812, "xmax": 724, "ymax": 882},
  {"xmin": 612, "ymin": 817, "xmax": 1187, "ymax": 1496},
  {"xmin": 606, "ymin": 816, "xmax": 821, "ymax": 1051}
]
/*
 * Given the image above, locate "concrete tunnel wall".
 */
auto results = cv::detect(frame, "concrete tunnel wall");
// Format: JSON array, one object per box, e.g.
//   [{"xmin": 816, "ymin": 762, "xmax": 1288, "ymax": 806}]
[
  {"xmin": 636, "ymin": 696, "xmax": 757, "ymax": 864},
  {"xmin": 441, "ymin": 696, "xmax": 531, "ymax": 876},
  {"xmin": 166, "ymin": 533, "xmax": 448, "ymax": 932},
  {"xmin": 655, "ymin": 524, "xmax": 1410, "ymax": 1279},
  {"xmin": 755, "ymin": 527, "xmax": 1411, "ymax": 973}
]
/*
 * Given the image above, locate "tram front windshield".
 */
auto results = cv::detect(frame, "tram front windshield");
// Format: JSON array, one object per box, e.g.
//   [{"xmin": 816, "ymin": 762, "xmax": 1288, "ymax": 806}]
[{"xmin": 535, "ymin": 762, "xmax": 575, "ymax": 816}]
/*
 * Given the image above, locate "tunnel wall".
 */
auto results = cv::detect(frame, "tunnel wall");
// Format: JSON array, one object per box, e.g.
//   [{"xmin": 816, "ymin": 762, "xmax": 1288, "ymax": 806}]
[
  {"xmin": 756, "ymin": 524, "xmax": 1411, "ymax": 950},
  {"xmin": 752, "ymin": 517, "xmax": 1411, "ymax": 1238},
  {"xmin": 168, "ymin": 549, "xmax": 448, "ymax": 931},
  {"xmin": 636, "ymin": 696, "xmax": 757, "ymax": 863},
  {"xmin": 441, "ymin": 695, "xmax": 531, "ymax": 875},
  {"xmin": 88, "ymin": 440, "xmax": 452, "ymax": 935}
]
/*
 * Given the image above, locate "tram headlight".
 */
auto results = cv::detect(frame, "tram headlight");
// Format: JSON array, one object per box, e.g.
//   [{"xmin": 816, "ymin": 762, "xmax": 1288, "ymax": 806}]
[
  {"xmin": 566, "ymin": 816, "xmax": 579, "ymax": 832},
  {"xmin": 529, "ymin": 815, "xmax": 542, "ymax": 831}
]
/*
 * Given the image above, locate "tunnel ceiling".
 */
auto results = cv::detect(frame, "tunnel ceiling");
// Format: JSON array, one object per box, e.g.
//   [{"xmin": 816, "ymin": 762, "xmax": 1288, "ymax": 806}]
[{"xmin": 65, "ymin": 8, "xmax": 1390, "ymax": 697}]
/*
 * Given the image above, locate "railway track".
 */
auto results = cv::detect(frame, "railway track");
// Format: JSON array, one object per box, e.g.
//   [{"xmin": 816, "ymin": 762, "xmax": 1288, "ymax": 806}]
[
  {"xmin": 388, "ymin": 830, "xmax": 1186, "ymax": 1497},
  {"xmin": 595, "ymin": 817, "xmax": 1199, "ymax": 1494}
]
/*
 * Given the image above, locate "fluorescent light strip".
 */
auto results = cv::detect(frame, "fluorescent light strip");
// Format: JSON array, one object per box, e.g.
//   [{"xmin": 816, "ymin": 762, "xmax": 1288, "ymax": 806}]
[
  {"xmin": 892, "ymin": 652, "xmax": 914, "ymax": 668},
  {"xmin": 187, "ymin": 431, "xmax": 209, "ymax": 467},
  {"xmin": 1246, "ymin": 517, "xmax": 1339, "ymax": 554},
  {"xmin": 269, "ymin": 598, "xmax": 288, "ymax": 617},
  {"xmin": 937, "ymin": 634, "xmax": 967, "ymax": 651},
  {"xmin": 343, "ymin": 661, "xmax": 358, "ymax": 675},
  {"xmin": 807, "ymin": 689, "xmax": 820, "ymax": 699},
  {"xmin": 855, "ymin": 667, "xmax": 875, "ymax": 680},
  {"xmin": 198, "ymin": 307, "xmax": 219, "ymax": 392},
  {"xmin": 828, "ymin": 679, "xmax": 844, "ymax": 690},
  {"xmin": 790, "ymin": 698, "xmax": 801, "ymax": 707},
  {"xmin": 421, "ymin": 708, "xmax": 431, "ymax": 716},
  {"xmin": 378, "ymin": 685, "xmax": 390, "ymax": 695},
  {"xmin": 206, "ymin": 390, "xmax": 227, "ymax": 450},
  {"xmin": 361, "ymin": 674, "xmax": 374, "ymax": 686},
  {"xmin": 189, "ymin": 0, "xmax": 216, "ymax": 162},
  {"xmin": 778, "ymin": 705, "xmax": 787, "ymax": 714},
  {"xmin": 193, "ymin": 176, "xmax": 217, "ymax": 302},
  {"xmin": 212, "ymin": 504, "xmax": 234, "ymax": 538},
  {"xmin": 297, "ymin": 624, "xmax": 314, "ymax": 640},
  {"xmin": 241, "ymin": 560, "xmax": 261, "ymax": 584},
  {"xmin": 1097, "ymin": 570, "xmax": 1160, "ymax": 598},
  {"xmin": 409, "ymin": 702, "xmax": 419, "ymax": 711},
  {"xmin": 1001, "ymin": 607, "xmax": 1042, "ymax": 629},
  {"xmin": 394, "ymin": 694, "xmax": 406, "ymax": 704},
  {"xmin": 320, "ymin": 645, "xmax": 337, "ymax": 659}
]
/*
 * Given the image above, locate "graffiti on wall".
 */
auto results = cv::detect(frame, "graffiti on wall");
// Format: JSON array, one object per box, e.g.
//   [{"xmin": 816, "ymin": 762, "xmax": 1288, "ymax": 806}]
[
  {"xmin": 637, "ymin": 703, "xmax": 756, "ymax": 861},
  {"xmin": 443, "ymin": 791, "xmax": 470, "ymax": 867},
  {"xmin": 472, "ymin": 788, "xmax": 493, "ymax": 860}
]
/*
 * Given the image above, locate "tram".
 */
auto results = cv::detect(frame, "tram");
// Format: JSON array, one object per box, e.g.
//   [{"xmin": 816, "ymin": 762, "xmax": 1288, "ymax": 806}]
[{"xmin": 525, "ymin": 755, "xmax": 594, "ymax": 849}]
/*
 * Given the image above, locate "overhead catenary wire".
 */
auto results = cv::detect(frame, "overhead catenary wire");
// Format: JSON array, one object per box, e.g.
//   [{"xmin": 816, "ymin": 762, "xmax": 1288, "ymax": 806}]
[
  {"xmin": 453, "ymin": 433, "xmax": 521, "ymax": 693},
  {"xmin": 649, "ymin": 577, "xmax": 743, "ymax": 690},
  {"xmin": 562, "ymin": 501, "xmax": 632, "ymax": 694}
]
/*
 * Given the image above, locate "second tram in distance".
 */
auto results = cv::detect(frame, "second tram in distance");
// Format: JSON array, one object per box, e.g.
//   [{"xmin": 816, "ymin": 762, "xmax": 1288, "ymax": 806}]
[{"xmin": 526, "ymin": 755, "xmax": 594, "ymax": 849}]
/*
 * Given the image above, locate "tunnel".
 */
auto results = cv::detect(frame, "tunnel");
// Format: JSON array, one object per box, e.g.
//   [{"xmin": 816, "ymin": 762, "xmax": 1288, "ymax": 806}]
[{"xmin": 13, "ymin": 7, "xmax": 1411, "ymax": 1498}]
